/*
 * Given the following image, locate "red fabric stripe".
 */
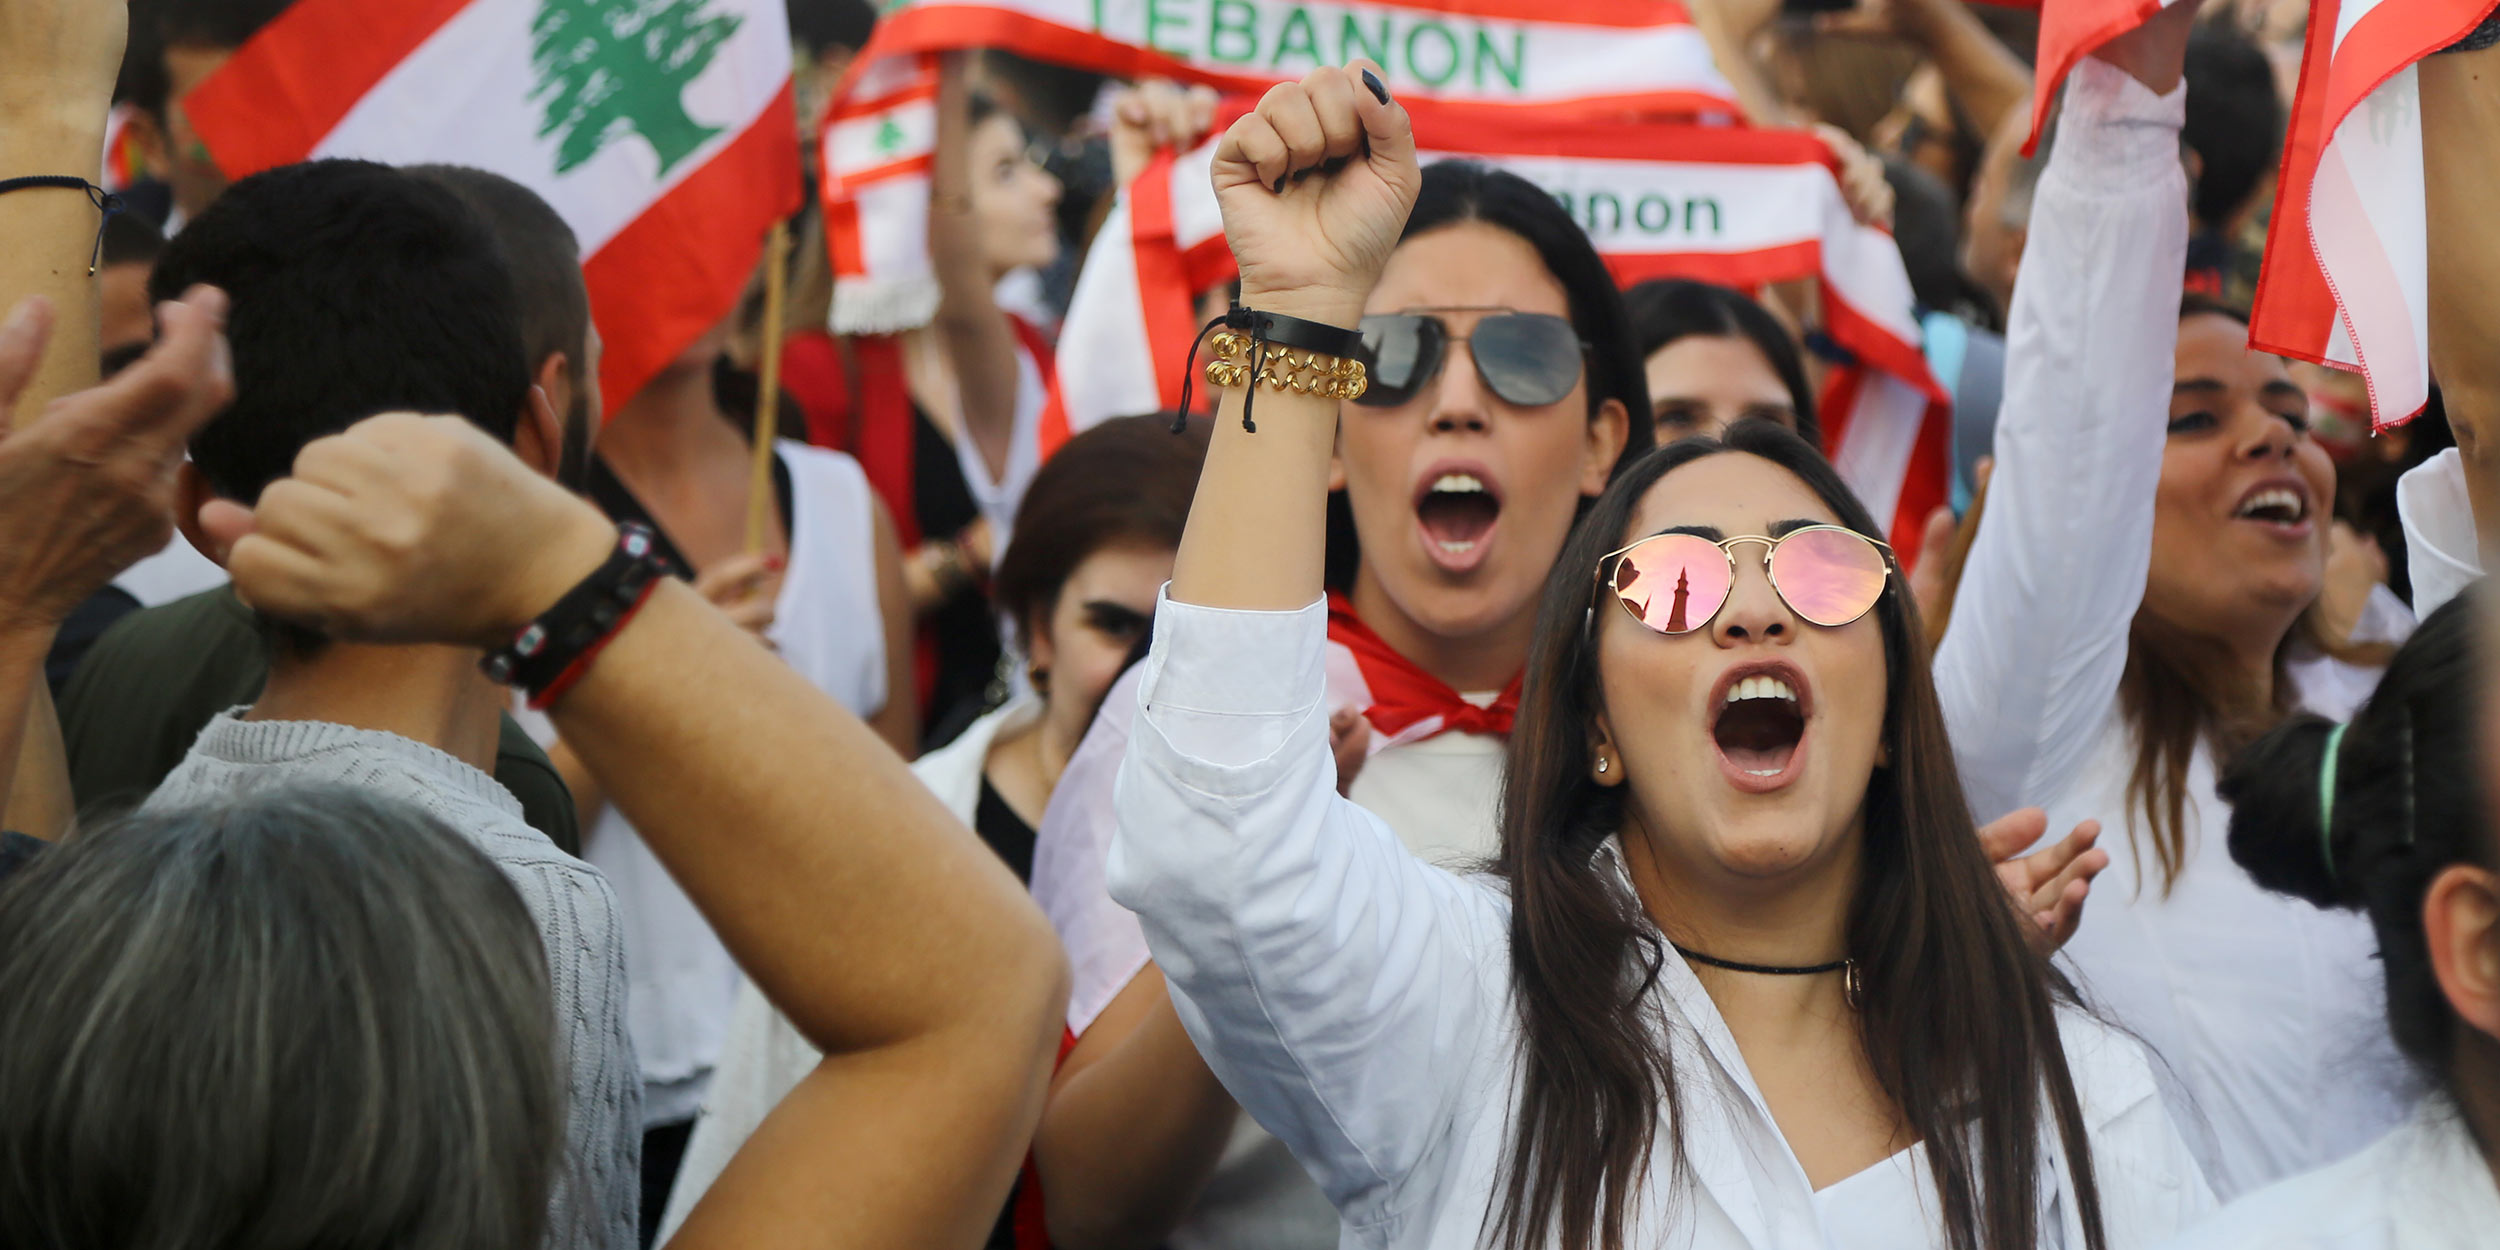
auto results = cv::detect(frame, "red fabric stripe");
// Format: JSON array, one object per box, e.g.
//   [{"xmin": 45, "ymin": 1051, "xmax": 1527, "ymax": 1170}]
[
  {"xmin": 1600, "ymin": 240, "xmax": 1823, "ymax": 292},
  {"xmin": 823, "ymin": 187, "xmax": 869, "ymax": 279},
  {"xmin": 582, "ymin": 84, "xmax": 803, "ymax": 417},
  {"xmin": 827, "ymin": 81, "xmax": 939, "ymax": 121},
  {"xmin": 828, "ymin": 152, "xmax": 937, "ymax": 191},
  {"xmin": 1816, "ymin": 362, "xmax": 1866, "ymax": 456},
  {"xmin": 1888, "ymin": 393, "xmax": 1952, "ymax": 570},
  {"xmin": 183, "ymin": 0, "xmax": 474, "ymax": 177},
  {"xmin": 2250, "ymin": 0, "xmax": 2344, "ymax": 364},
  {"xmin": 2319, "ymin": 0, "xmax": 2497, "ymax": 125},
  {"xmin": 1823, "ymin": 287, "xmax": 1943, "ymax": 401},
  {"xmin": 1130, "ymin": 150, "xmax": 1205, "ymax": 414},
  {"xmin": 1412, "ymin": 111, "xmax": 1830, "ymax": 164},
  {"xmin": 2249, "ymin": 0, "xmax": 2486, "ymax": 371}
]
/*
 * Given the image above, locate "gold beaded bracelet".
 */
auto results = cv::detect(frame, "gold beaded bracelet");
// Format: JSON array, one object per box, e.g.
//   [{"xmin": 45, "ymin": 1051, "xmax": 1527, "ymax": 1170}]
[{"xmin": 1202, "ymin": 329, "xmax": 1369, "ymax": 402}]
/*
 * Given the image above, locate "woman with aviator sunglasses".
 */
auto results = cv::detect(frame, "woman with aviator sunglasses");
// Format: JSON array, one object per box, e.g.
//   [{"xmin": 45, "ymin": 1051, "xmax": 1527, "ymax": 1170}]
[
  {"xmin": 1018, "ymin": 159, "xmax": 1651, "ymax": 1250},
  {"xmin": 1104, "ymin": 59, "xmax": 2208, "ymax": 1250}
]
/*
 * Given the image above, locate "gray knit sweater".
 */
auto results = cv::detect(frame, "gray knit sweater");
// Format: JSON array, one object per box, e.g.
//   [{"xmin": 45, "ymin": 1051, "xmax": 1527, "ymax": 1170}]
[{"xmin": 147, "ymin": 713, "xmax": 641, "ymax": 1250}]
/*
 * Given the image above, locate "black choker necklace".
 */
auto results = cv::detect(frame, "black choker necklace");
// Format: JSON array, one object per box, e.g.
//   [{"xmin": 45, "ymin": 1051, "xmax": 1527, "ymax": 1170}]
[{"xmin": 1672, "ymin": 944, "xmax": 1864, "ymax": 1008}]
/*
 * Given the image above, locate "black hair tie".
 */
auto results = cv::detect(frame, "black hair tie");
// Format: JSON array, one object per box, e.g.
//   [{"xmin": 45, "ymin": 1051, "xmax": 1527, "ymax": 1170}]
[{"xmin": 0, "ymin": 176, "xmax": 129, "ymax": 276}]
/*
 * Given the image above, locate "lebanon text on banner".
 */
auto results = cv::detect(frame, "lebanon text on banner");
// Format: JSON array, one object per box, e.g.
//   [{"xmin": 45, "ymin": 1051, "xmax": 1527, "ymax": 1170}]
[
  {"xmin": 182, "ymin": 0, "xmax": 804, "ymax": 419},
  {"xmin": 823, "ymin": 0, "xmax": 1741, "ymax": 332}
]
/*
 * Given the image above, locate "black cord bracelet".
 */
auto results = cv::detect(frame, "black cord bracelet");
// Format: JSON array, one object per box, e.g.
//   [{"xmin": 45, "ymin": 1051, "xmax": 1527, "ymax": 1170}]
[
  {"xmin": 0, "ymin": 176, "xmax": 128, "ymax": 276},
  {"xmin": 481, "ymin": 523, "xmax": 669, "ymax": 708},
  {"xmin": 1174, "ymin": 303, "xmax": 1366, "ymax": 434}
]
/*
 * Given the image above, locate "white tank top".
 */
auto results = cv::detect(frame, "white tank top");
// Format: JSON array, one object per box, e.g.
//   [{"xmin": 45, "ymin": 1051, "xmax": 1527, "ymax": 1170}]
[{"xmin": 582, "ymin": 441, "xmax": 888, "ymax": 1122}]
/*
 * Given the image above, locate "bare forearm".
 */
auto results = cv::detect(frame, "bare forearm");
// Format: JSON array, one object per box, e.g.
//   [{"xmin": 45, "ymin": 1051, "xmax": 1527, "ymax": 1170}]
[
  {"xmin": 1035, "ymin": 979, "xmax": 1240, "ymax": 1250},
  {"xmin": 2421, "ymin": 41, "xmax": 2500, "ymax": 541},
  {"xmin": 675, "ymin": 1022, "xmax": 1052, "ymax": 1250},
  {"xmin": 549, "ymin": 575, "xmax": 1064, "ymax": 1052},
  {"xmin": 1168, "ymin": 384, "xmax": 1342, "ymax": 611},
  {"xmin": 0, "ymin": 112, "xmax": 106, "ymax": 421},
  {"xmin": 1906, "ymin": 0, "xmax": 2033, "ymax": 139}
]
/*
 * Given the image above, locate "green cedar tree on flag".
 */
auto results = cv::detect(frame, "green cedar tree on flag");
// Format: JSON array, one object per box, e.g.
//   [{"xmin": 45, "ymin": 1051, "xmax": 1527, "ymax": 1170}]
[{"xmin": 184, "ymin": 0, "xmax": 802, "ymax": 418}]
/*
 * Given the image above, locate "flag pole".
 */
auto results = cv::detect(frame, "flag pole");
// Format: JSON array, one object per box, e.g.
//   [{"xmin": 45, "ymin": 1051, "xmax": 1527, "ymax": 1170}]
[{"xmin": 745, "ymin": 219, "xmax": 793, "ymax": 556}]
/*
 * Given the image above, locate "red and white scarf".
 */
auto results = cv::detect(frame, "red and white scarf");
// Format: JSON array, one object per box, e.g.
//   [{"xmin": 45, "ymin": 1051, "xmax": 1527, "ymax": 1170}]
[
  {"xmin": 1048, "ymin": 115, "xmax": 1954, "ymax": 565},
  {"xmin": 821, "ymin": 0, "xmax": 1738, "ymax": 331},
  {"xmin": 1326, "ymin": 591, "xmax": 1520, "ymax": 745}
]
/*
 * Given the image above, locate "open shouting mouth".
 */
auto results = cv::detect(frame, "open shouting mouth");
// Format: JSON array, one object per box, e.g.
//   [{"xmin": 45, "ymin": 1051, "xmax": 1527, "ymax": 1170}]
[
  {"xmin": 1708, "ymin": 660, "xmax": 1812, "ymax": 794},
  {"xmin": 1413, "ymin": 460, "xmax": 1503, "ymax": 574}
]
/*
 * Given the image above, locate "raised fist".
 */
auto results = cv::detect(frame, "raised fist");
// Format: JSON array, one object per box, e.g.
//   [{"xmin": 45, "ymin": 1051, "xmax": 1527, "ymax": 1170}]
[{"xmin": 1210, "ymin": 63, "xmax": 1421, "ymax": 331}]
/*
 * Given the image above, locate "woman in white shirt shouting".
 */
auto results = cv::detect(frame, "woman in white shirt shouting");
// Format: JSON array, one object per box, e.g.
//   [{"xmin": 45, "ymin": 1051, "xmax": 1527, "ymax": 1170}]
[{"xmin": 1107, "ymin": 59, "xmax": 2210, "ymax": 1250}]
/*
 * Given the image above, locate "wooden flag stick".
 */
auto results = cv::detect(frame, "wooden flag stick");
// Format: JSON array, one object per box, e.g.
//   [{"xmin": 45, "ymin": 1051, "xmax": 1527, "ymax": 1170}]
[{"xmin": 745, "ymin": 219, "xmax": 794, "ymax": 555}]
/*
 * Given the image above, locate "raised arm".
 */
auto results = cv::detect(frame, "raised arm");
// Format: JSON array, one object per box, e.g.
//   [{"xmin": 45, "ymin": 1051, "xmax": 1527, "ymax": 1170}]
[
  {"xmin": 929, "ymin": 52, "xmax": 1025, "ymax": 488},
  {"xmin": 206, "ymin": 415, "xmax": 1068, "ymax": 1250},
  {"xmin": 1105, "ymin": 66, "xmax": 1507, "ymax": 1223},
  {"xmin": 1930, "ymin": 11, "xmax": 2196, "ymax": 823},
  {"xmin": 0, "ymin": 0, "xmax": 129, "ymax": 836},
  {"xmin": 0, "ymin": 290, "xmax": 231, "ymax": 836},
  {"xmin": 1820, "ymin": 0, "xmax": 2035, "ymax": 143}
]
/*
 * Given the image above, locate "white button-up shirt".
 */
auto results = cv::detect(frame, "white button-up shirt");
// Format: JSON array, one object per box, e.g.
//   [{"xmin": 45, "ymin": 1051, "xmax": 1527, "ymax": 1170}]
[
  {"xmin": 2160, "ymin": 1099, "xmax": 2500, "ymax": 1250},
  {"xmin": 1110, "ymin": 595, "xmax": 2215, "ymax": 1249},
  {"xmin": 1929, "ymin": 59, "xmax": 2413, "ymax": 1197}
]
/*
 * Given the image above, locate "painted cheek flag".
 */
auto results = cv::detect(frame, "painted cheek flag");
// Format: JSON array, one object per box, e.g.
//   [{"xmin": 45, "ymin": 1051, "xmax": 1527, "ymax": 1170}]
[
  {"xmin": 1047, "ymin": 117, "xmax": 1954, "ymax": 567},
  {"xmin": 2248, "ymin": 0, "xmax": 2495, "ymax": 428},
  {"xmin": 822, "ymin": 0, "xmax": 1738, "ymax": 332},
  {"xmin": 181, "ymin": 0, "xmax": 804, "ymax": 418}
]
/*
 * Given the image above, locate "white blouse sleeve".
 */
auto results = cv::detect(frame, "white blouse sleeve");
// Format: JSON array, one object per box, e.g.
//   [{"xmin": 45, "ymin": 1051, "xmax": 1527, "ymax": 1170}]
[
  {"xmin": 1108, "ymin": 593, "xmax": 1507, "ymax": 1227},
  {"xmin": 1931, "ymin": 60, "xmax": 2190, "ymax": 824}
]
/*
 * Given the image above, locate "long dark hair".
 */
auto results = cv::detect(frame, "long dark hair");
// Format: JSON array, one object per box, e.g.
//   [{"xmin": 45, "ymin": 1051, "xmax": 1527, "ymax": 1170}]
[
  {"xmin": 2222, "ymin": 590, "xmax": 2487, "ymax": 1084},
  {"xmin": 1489, "ymin": 420, "xmax": 2107, "ymax": 1250},
  {"xmin": 1324, "ymin": 161, "xmax": 1654, "ymax": 589},
  {"xmin": 1620, "ymin": 278, "xmax": 1820, "ymax": 445}
]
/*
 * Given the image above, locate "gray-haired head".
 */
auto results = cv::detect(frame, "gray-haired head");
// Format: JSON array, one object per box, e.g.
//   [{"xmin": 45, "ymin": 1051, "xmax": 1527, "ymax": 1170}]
[{"xmin": 0, "ymin": 786, "xmax": 561, "ymax": 1250}]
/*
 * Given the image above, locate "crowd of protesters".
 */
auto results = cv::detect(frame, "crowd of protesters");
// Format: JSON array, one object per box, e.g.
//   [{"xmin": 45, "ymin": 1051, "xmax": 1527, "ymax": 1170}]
[{"xmin": 4, "ymin": 0, "xmax": 2500, "ymax": 1247}]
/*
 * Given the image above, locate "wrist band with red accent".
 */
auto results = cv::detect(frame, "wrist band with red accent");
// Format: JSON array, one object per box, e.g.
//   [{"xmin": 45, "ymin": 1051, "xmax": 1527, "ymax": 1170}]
[{"xmin": 480, "ymin": 523, "xmax": 668, "ymax": 710}]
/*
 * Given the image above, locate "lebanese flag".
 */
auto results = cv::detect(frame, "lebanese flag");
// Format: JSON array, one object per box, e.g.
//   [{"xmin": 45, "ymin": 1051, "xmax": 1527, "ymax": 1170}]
[
  {"xmin": 2247, "ymin": 0, "xmax": 2494, "ymax": 427},
  {"xmin": 1049, "ymin": 117, "xmax": 1954, "ymax": 566},
  {"xmin": 823, "ymin": 0, "xmax": 1738, "ymax": 331},
  {"xmin": 180, "ymin": 0, "xmax": 803, "ymax": 418}
]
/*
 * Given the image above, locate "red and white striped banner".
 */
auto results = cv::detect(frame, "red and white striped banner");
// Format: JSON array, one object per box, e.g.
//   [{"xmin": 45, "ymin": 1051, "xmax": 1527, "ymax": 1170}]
[
  {"xmin": 1047, "ymin": 118, "xmax": 1954, "ymax": 565},
  {"xmin": 183, "ymin": 0, "xmax": 802, "ymax": 417},
  {"xmin": 822, "ymin": 0, "xmax": 1739, "ymax": 331},
  {"xmin": 2249, "ymin": 0, "xmax": 2493, "ymax": 427}
]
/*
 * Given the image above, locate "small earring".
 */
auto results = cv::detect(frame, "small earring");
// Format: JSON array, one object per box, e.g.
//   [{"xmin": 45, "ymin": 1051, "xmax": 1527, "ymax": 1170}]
[{"xmin": 1595, "ymin": 756, "xmax": 1609, "ymax": 774}]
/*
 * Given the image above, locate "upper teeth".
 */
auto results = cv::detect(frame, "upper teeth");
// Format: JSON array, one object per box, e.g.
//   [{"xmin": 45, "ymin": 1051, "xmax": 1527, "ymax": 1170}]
[
  {"xmin": 1431, "ymin": 473, "xmax": 1485, "ymax": 494},
  {"xmin": 1726, "ymin": 675, "xmax": 1798, "ymax": 705},
  {"xmin": 2237, "ymin": 488, "xmax": 2304, "ymax": 520}
]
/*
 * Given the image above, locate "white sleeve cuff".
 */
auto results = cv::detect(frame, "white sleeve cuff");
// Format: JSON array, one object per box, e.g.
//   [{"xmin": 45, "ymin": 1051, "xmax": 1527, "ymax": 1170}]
[
  {"xmin": 1137, "ymin": 591, "xmax": 1329, "ymax": 769},
  {"xmin": 2051, "ymin": 58, "xmax": 2188, "ymax": 188}
]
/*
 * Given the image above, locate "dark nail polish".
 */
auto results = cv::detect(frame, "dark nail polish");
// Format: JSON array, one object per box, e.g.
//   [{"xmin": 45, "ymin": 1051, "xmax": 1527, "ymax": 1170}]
[{"xmin": 1361, "ymin": 69, "xmax": 1390, "ymax": 104}]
